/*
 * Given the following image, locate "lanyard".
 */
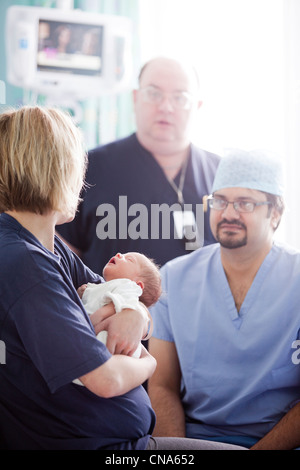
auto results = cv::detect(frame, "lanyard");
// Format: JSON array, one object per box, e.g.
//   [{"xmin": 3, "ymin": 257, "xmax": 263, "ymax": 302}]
[{"xmin": 167, "ymin": 156, "xmax": 189, "ymax": 206}]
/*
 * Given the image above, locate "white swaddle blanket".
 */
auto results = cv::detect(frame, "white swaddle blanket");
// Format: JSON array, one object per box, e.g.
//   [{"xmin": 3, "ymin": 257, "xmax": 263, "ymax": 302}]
[{"xmin": 82, "ymin": 278, "xmax": 143, "ymax": 358}]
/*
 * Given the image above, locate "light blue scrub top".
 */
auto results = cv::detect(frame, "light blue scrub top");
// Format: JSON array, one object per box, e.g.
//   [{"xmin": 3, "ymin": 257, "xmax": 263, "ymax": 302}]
[{"xmin": 151, "ymin": 243, "xmax": 300, "ymax": 440}]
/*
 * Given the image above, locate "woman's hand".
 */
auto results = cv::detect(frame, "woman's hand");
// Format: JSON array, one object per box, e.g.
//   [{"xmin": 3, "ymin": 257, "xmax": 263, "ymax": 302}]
[
  {"xmin": 89, "ymin": 302, "xmax": 116, "ymax": 333},
  {"xmin": 89, "ymin": 302, "xmax": 150, "ymax": 356},
  {"xmin": 77, "ymin": 284, "xmax": 87, "ymax": 299}
]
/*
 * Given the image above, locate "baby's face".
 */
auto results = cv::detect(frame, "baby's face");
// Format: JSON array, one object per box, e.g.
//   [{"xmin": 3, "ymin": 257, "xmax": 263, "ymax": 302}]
[{"xmin": 103, "ymin": 252, "xmax": 145, "ymax": 282}]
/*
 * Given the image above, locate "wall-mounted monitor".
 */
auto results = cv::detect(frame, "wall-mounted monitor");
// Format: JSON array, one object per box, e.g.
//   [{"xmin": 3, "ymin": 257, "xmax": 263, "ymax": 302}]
[{"xmin": 6, "ymin": 6, "xmax": 133, "ymax": 99}]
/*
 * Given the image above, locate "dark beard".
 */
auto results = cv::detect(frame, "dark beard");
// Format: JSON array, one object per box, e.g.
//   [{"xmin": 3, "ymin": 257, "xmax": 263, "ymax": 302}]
[{"xmin": 216, "ymin": 219, "xmax": 247, "ymax": 249}]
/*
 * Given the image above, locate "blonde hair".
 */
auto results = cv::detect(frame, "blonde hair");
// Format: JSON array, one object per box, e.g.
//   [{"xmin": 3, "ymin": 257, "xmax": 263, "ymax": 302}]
[
  {"xmin": 0, "ymin": 106, "xmax": 87, "ymax": 216},
  {"xmin": 139, "ymin": 256, "xmax": 162, "ymax": 307}
]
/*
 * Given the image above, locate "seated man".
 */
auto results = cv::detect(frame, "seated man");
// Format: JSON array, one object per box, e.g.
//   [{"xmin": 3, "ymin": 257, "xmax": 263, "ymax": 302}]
[{"xmin": 148, "ymin": 149, "xmax": 300, "ymax": 450}]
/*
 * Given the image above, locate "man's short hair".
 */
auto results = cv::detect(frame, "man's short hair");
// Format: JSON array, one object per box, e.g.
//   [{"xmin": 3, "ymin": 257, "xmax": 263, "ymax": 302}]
[{"xmin": 138, "ymin": 57, "xmax": 200, "ymax": 92}]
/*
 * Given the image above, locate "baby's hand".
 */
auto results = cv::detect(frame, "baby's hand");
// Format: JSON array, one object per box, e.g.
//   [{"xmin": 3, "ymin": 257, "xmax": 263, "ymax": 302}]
[{"xmin": 77, "ymin": 284, "xmax": 88, "ymax": 299}]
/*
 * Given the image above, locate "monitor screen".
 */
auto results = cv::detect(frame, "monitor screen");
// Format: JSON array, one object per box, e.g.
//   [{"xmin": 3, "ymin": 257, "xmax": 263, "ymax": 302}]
[{"xmin": 37, "ymin": 20, "xmax": 103, "ymax": 76}]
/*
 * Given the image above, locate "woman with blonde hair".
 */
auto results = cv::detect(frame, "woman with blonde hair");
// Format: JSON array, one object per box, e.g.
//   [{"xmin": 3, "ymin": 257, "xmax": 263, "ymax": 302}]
[
  {"xmin": 0, "ymin": 106, "xmax": 156, "ymax": 450},
  {"xmin": 0, "ymin": 106, "xmax": 244, "ymax": 451}
]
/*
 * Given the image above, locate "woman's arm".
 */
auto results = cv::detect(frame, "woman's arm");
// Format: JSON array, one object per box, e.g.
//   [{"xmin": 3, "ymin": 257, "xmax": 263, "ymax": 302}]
[{"xmin": 79, "ymin": 345, "xmax": 157, "ymax": 398}]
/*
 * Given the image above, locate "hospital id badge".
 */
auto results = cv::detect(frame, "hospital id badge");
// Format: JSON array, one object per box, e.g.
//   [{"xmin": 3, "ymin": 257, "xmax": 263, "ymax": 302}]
[{"xmin": 173, "ymin": 210, "xmax": 201, "ymax": 250}]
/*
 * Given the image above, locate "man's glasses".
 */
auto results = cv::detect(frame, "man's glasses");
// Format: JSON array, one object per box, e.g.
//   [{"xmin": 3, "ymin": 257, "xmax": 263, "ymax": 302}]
[
  {"xmin": 139, "ymin": 85, "xmax": 194, "ymax": 110},
  {"xmin": 207, "ymin": 196, "xmax": 272, "ymax": 213}
]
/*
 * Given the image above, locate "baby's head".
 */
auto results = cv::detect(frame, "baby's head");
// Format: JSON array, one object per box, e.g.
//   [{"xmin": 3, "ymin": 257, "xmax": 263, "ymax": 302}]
[{"xmin": 102, "ymin": 252, "xmax": 162, "ymax": 307}]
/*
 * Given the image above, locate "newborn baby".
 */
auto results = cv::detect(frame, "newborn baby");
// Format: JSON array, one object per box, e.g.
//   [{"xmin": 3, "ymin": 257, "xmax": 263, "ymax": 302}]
[{"xmin": 78, "ymin": 252, "xmax": 161, "ymax": 358}]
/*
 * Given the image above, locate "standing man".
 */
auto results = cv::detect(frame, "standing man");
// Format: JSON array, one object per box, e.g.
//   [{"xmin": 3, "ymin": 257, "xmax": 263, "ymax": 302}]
[
  {"xmin": 148, "ymin": 150, "xmax": 300, "ymax": 450},
  {"xmin": 57, "ymin": 56, "xmax": 219, "ymax": 273}
]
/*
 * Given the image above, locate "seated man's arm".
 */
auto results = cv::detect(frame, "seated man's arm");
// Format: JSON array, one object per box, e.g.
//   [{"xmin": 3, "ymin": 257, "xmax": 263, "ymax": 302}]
[
  {"xmin": 79, "ymin": 345, "xmax": 156, "ymax": 398},
  {"xmin": 148, "ymin": 337, "xmax": 185, "ymax": 437},
  {"xmin": 250, "ymin": 401, "xmax": 300, "ymax": 450}
]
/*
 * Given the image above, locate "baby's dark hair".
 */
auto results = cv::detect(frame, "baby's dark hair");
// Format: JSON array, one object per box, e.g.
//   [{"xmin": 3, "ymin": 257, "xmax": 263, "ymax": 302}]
[{"xmin": 138, "ymin": 256, "xmax": 162, "ymax": 307}]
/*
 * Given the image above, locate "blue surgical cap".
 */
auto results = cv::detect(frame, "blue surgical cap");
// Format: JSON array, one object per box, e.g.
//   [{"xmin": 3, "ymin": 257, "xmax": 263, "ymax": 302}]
[{"xmin": 212, "ymin": 149, "xmax": 285, "ymax": 196}]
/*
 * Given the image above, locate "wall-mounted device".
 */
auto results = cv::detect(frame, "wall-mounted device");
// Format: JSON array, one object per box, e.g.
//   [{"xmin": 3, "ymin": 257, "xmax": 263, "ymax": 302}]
[{"xmin": 6, "ymin": 5, "xmax": 133, "ymax": 99}]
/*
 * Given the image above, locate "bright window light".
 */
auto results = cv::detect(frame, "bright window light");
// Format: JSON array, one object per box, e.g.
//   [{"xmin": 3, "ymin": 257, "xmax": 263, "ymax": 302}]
[{"xmin": 138, "ymin": 0, "xmax": 300, "ymax": 248}]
